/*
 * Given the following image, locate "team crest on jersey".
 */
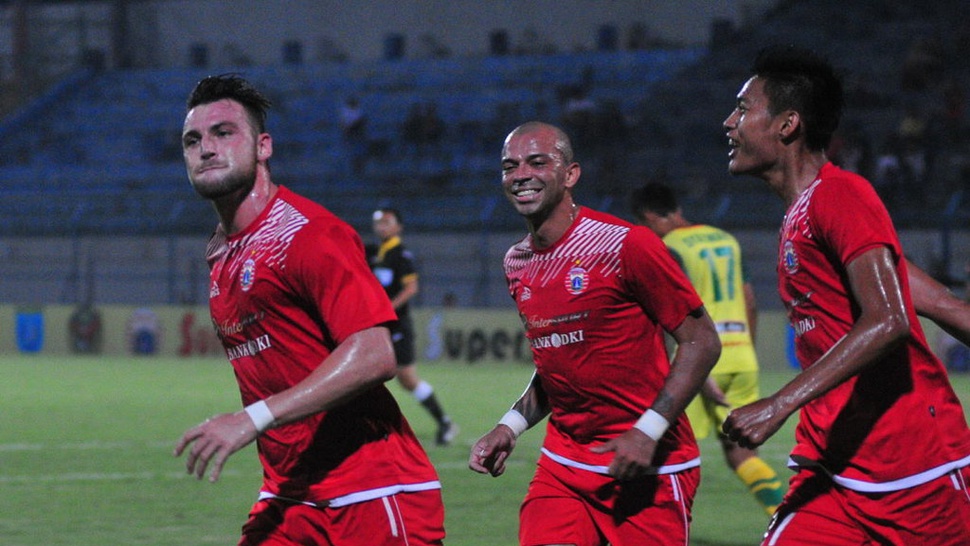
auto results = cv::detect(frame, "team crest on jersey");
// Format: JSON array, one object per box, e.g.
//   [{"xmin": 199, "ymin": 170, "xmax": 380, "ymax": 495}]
[
  {"xmin": 565, "ymin": 263, "xmax": 590, "ymax": 295},
  {"xmin": 209, "ymin": 282, "xmax": 220, "ymax": 298},
  {"xmin": 519, "ymin": 285, "xmax": 532, "ymax": 302},
  {"xmin": 782, "ymin": 240, "xmax": 799, "ymax": 274},
  {"xmin": 240, "ymin": 258, "xmax": 256, "ymax": 292}
]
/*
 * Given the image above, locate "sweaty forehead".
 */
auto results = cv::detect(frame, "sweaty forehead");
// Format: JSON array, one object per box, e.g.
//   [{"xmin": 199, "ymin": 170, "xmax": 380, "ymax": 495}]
[
  {"xmin": 738, "ymin": 76, "xmax": 767, "ymax": 102},
  {"xmin": 503, "ymin": 130, "xmax": 558, "ymax": 160}
]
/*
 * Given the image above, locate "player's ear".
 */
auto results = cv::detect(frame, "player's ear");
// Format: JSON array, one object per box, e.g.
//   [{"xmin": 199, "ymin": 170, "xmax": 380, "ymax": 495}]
[
  {"xmin": 257, "ymin": 133, "xmax": 273, "ymax": 162},
  {"xmin": 564, "ymin": 162, "xmax": 581, "ymax": 189},
  {"xmin": 778, "ymin": 110, "xmax": 800, "ymax": 142}
]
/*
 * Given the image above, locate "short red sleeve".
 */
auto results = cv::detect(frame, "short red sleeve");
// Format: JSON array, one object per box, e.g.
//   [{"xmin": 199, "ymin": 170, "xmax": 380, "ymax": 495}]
[
  {"xmin": 809, "ymin": 165, "xmax": 900, "ymax": 267},
  {"xmin": 621, "ymin": 226, "xmax": 704, "ymax": 333},
  {"xmin": 289, "ymin": 221, "xmax": 397, "ymax": 345}
]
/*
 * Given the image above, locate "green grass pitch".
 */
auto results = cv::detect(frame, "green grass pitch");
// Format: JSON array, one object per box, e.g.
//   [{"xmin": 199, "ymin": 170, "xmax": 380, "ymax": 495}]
[{"xmin": 1, "ymin": 355, "xmax": 968, "ymax": 545}]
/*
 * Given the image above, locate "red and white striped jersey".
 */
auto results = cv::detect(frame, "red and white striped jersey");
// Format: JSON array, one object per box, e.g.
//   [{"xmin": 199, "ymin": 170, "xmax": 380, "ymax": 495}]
[
  {"xmin": 779, "ymin": 163, "xmax": 970, "ymax": 491},
  {"xmin": 206, "ymin": 186, "xmax": 440, "ymax": 504},
  {"xmin": 504, "ymin": 206, "xmax": 704, "ymax": 473}
]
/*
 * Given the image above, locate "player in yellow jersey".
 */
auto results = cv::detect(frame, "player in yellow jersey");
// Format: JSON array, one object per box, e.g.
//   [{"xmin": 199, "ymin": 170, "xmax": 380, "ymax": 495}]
[{"xmin": 631, "ymin": 182, "xmax": 784, "ymax": 516}]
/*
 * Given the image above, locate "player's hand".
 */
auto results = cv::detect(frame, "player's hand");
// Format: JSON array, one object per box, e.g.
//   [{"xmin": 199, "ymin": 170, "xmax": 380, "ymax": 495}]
[
  {"xmin": 174, "ymin": 410, "xmax": 259, "ymax": 482},
  {"xmin": 722, "ymin": 396, "xmax": 788, "ymax": 449},
  {"xmin": 590, "ymin": 429, "xmax": 657, "ymax": 481},
  {"xmin": 469, "ymin": 425, "xmax": 517, "ymax": 477}
]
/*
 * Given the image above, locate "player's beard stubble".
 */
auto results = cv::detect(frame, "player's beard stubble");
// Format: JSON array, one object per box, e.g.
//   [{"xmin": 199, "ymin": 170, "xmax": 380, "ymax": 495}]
[{"xmin": 190, "ymin": 163, "xmax": 257, "ymax": 201}]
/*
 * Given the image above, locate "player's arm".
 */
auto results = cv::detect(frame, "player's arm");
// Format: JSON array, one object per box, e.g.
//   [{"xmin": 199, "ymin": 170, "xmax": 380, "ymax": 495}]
[
  {"xmin": 593, "ymin": 306, "xmax": 721, "ymax": 480},
  {"xmin": 391, "ymin": 273, "xmax": 419, "ymax": 310},
  {"xmin": 469, "ymin": 371, "xmax": 550, "ymax": 477},
  {"xmin": 175, "ymin": 326, "xmax": 396, "ymax": 482},
  {"xmin": 724, "ymin": 246, "xmax": 909, "ymax": 449},
  {"xmin": 907, "ymin": 258, "xmax": 970, "ymax": 347}
]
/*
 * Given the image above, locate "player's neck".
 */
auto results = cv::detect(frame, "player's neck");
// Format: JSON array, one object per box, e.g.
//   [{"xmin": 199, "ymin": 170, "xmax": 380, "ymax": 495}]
[
  {"xmin": 529, "ymin": 199, "xmax": 579, "ymax": 250},
  {"xmin": 770, "ymin": 151, "xmax": 828, "ymax": 206},
  {"xmin": 215, "ymin": 174, "xmax": 279, "ymax": 235}
]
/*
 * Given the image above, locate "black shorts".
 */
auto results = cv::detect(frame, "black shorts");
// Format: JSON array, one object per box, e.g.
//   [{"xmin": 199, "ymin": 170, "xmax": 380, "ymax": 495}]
[{"xmin": 391, "ymin": 315, "xmax": 416, "ymax": 366}]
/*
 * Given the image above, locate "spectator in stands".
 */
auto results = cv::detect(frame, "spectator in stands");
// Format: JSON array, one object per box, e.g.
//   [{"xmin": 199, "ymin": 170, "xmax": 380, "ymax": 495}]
[
  {"xmin": 827, "ymin": 123, "xmax": 871, "ymax": 179},
  {"xmin": 940, "ymin": 78, "xmax": 967, "ymax": 145},
  {"xmin": 416, "ymin": 33, "xmax": 451, "ymax": 59},
  {"xmin": 625, "ymin": 22, "xmax": 652, "ymax": 50},
  {"xmin": 514, "ymin": 26, "xmax": 557, "ymax": 56},
  {"xmin": 338, "ymin": 95, "xmax": 368, "ymax": 175},
  {"xmin": 900, "ymin": 36, "xmax": 945, "ymax": 93},
  {"xmin": 897, "ymin": 103, "xmax": 931, "ymax": 195},
  {"xmin": 560, "ymin": 84, "xmax": 598, "ymax": 152},
  {"xmin": 402, "ymin": 102, "xmax": 445, "ymax": 155},
  {"xmin": 872, "ymin": 135, "xmax": 905, "ymax": 209}
]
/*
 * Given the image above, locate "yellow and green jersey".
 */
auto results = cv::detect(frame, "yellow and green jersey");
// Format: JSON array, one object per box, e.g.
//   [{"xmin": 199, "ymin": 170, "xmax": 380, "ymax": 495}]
[{"xmin": 664, "ymin": 225, "xmax": 758, "ymax": 374}]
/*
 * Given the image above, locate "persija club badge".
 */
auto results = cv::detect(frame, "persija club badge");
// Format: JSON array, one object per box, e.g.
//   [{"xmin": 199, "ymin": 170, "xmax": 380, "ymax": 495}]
[
  {"xmin": 240, "ymin": 258, "xmax": 256, "ymax": 291},
  {"xmin": 782, "ymin": 240, "xmax": 799, "ymax": 274},
  {"xmin": 565, "ymin": 263, "xmax": 589, "ymax": 295}
]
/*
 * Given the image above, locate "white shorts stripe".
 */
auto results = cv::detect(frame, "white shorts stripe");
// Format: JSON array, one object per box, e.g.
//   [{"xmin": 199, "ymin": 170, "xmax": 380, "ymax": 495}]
[
  {"xmin": 670, "ymin": 474, "xmax": 690, "ymax": 546},
  {"xmin": 541, "ymin": 447, "xmax": 700, "ymax": 476},
  {"xmin": 788, "ymin": 454, "xmax": 970, "ymax": 493},
  {"xmin": 766, "ymin": 512, "xmax": 796, "ymax": 546},
  {"xmin": 257, "ymin": 480, "xmax": 441, "ymax": 509},
  {"xmin": 381, "ymin": 496, "xmax": 399, "ymax": 538}
]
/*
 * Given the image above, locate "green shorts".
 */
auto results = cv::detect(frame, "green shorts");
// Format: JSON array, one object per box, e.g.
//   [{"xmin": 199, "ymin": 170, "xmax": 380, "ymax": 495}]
[{"xmin": 685, "ymin": 371, "xmax": 759, "ymax": 440}]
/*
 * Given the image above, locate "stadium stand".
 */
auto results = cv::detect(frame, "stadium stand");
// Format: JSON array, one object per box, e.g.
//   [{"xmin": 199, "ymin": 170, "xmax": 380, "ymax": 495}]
[
  {"xmin": 0, "ymin": 48, "xmax": 705, "ymax": 236},
  {"xmin": 0, "ymin": 0, "xmax": 967, "ymax": 306},
  {"xmin": 2, "ymin": 1, "xmax": 968, "ymax": 240}
]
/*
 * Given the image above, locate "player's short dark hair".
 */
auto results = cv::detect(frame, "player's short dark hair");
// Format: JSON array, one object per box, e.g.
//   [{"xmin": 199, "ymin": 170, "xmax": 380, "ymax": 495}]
[
  {"xmin": 376, "ymin": 207, "xmax": 403, "ymax": 224},
  {"xmin": 752, "ymin": 45, "xmax": 843, "ymax": 151},
  {"xmin": 630, "ymin": 182, "xmax": 679, "ymax": 218},
  {"xmin": 186, "ymin": 74, "xmax": 272, "ymax": 134}
]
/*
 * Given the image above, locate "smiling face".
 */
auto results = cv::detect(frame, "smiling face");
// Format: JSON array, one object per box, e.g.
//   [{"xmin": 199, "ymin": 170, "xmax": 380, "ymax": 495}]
[
  {"xmin": 182, "ymin": 98, "xmax": 269, "ymax": 200},
  {"xmin": 500, "ymin": 125, "xmax": 579, "ymax": 222},
  {"xmin": 723, "ymin": 76, "xmax": 785, "ymax": 178}
]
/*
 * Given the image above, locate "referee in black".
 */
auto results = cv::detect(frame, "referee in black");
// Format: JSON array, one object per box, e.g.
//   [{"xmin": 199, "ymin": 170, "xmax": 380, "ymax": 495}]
[{"xmin": 368, "ymin": 208, "xmax": 458, "ymax": 446}]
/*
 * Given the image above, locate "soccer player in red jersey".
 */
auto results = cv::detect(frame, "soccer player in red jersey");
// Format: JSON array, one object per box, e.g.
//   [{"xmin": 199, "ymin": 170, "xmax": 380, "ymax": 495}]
[
  {"xmin": 173, "ymin": 75, "xmax": 444, "ymax": 546},
  {"xmin": 469, "ymin": 121, "xmax": 721, "ymax": 546},
  {"xmin": 721, "ymin": 46, "xmax": 970, "ymax": 545}
]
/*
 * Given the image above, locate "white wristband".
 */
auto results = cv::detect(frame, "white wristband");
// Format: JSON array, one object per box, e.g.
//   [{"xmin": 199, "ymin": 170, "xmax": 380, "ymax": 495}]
[
  {"xmin": 633, "ymin": 409, "xmax": 669, "ymax": 442},
  {"xmin": 498, "ymin": 409, "xmax": 529, "ymax": 438},
  {"xmin": 244, "ymin": 400, "xmax": 276, "ymax": 433}
]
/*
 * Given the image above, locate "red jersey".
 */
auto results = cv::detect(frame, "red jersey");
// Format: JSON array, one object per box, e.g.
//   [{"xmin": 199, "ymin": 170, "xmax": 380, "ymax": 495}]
[
  {"xmin": 504, "ymin": 207, "xmax": 704, "ymax": 473},
  {"xmin": 779, "ymin": 163, "xmax": 970, "ymax": 491},
  {"xmin": 206, "ymin": 186, "xmax": 440, "ymax": 505}
]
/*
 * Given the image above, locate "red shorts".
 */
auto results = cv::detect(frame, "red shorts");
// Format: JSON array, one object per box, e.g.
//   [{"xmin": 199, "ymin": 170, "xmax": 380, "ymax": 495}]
[
  {"xmin": 763, "ymin": 466, "xmax": 970, "ymax": 546},
  {"xmin": 519, "ymin": 453, "xmax": 699, "ymax": 546},
  {"xmin": 238, "ymin": 490, "xmax": 445, "ymax": 546}
]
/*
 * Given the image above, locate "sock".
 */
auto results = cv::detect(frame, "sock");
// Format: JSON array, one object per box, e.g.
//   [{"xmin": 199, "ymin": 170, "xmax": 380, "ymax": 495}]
[
  {"xmin": 412, "ymin": 380, "xmax": 434, "ymax": 401},
  {"xmin": 736, "ymin": 456, "xmax": 785, "ymax": 516},
  {"xmin": 413, "ymin": 381, "xmax": 447, "ymax": 424}
]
